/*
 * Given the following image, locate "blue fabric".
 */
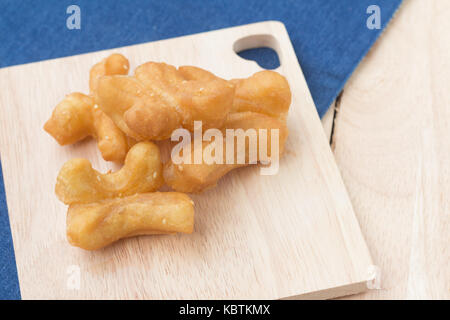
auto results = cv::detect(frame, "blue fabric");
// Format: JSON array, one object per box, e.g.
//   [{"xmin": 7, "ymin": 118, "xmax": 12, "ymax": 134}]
[
  {"xmin": 0, "ymin": 166, "xmax": 20, "ymax": 299},
  {"xmin": 0, "ymin": 0, "xmax": 401, "ymax": 299}
]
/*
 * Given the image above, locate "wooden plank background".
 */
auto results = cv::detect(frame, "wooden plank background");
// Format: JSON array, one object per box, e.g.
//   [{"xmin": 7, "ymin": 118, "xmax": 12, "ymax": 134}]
[{"xmin": 328, "ymin": 0, "xmax": 449, "ymax": 299}]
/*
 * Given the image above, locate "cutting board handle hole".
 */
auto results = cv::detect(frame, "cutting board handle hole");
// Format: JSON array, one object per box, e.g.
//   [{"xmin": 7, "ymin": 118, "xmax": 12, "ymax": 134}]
[{"xmin": 233, "ymin": 34, "xmax": 281, "ymax": 70}]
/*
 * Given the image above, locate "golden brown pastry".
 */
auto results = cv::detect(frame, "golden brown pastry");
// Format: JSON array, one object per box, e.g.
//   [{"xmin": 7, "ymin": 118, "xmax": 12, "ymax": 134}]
[
  {"xmin": 45, "ymin": 53, "xmax": 133, "ymax": 163},
  {"xmin": 163, "ymin": 112, "xmax": 288, "ymax": 193},
  {"xmin": 67, "ymin": 192, "xmax": 194, "ymax": 250},
  {"xmin": 89, "ymin": 53, "xmax": 130, "ymax": 93},
  {"xmin": 94, "ymin": 62, "xmax": 235, "ymax": 141},
  {"xmin": 46, "ymin": 56, "xmax": 293, "ymax": 251},
  {"xmin": 44, "ymin": 92, "xmax": 131, "ymax": 162},
  {"xmin": 56, "ymin": 142, "xmax": 163, "ymax": 204},
  {"xmin": 230, "ymin": 70, "xmax": 291, "ymax": 121}
]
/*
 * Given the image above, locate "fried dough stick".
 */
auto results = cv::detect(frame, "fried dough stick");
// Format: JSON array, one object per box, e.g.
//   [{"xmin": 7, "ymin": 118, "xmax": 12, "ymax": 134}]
[
  {"xmin": 56, "ymin": 142, "xmax": 163, "ymax": 204},
  {"xmin": 95, "ymin": 63, "xmax": 235, "ymax": 141},
  {"xmin": 67, "ymin": 192, "xmax": 194, "ymax": 250},
  {"xmin": 89, "ymin": 53, "xmax": 129, "ymax": 92},
  {"xmin": 163, "ymin": 112, "xmax": 288, "ymax": 193},
  {"xmin": 44, "ymin": 54, "xmax": 132, "ymax": 162},
  {"xmin": 182, "ymin": 68, "xmax": 291, "ymax": 120},
  {"xmin": 230, "ymin": 70, "xmax": 291, "ymax": 121},
  {"xmin": 44, "ymin": 92, "xmax": 131, "ymax": 162}
]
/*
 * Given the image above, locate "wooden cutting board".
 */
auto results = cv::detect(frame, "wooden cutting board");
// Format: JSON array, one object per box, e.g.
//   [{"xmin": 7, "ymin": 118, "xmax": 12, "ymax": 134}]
[{"xmin": 0, "ymin": 21, "xmax": 374, "ymax": 299}]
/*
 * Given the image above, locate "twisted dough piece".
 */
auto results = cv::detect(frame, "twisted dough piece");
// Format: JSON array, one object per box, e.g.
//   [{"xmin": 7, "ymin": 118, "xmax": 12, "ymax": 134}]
[
  {"xmin": 56, "ymin": 142, "xmax": 163, "ymax": 204},
  {"xmin": 89, "ymin": 53, "xmax": 129, "ymax": 93},
  {"xmin": 163, "ymin": 70, "xmax": 291, "ymax": 193},
  {"xmin": 44, "ymin": 92, "xmax": 131, "ymax": 162},
  {"xmin": 67, "ymin": 192, "xmax": 194, "ymax": 250},
  {"xmin": 164, "ymin": 112, "xmax": 288, "ymax": 193},
  {"xmin": 44, "ymin": 54, "xmax": 133, "ymax": 162},
  {"xmin": 230, "ymin": 70, "xmax": 291, "ymax": 121},
  {"xmin": 95, "ymin": 62, "xmax": 235, "ymax": 141}
]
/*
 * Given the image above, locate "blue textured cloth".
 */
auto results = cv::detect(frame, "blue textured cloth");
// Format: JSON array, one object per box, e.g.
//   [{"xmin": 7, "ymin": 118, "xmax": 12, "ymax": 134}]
[{"xmin": 0, "ymin": 0, "xmax": 401, "ymax": 299}]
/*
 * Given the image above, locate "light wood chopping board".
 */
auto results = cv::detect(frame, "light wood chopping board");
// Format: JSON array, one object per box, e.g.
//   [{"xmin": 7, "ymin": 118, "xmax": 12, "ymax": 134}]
[{"xmin": 0, "ymin": 21, "xmax": 374, "ymax": 299}]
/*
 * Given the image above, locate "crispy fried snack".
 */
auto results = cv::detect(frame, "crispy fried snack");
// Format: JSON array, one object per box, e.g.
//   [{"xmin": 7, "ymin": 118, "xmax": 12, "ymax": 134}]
[
  {"xmin": 44, "ymin": 92, "xmax": 131, "ymax": 162},
  {"xmin": 94, "ymin": 62, "xmax": 235, "ymax": 141},
  {"xmin": 163, "ymin": 112, "xmax": 288, "ymax": 193},
  {"xmin": 56, "ymin": 142, "xmax": 163, "ymax": 204},
  {"xmin": 162, "ymin": 71, "xmax": 291, "ymax": 193},
  {"xmin": 230, "ymin": 70, "xmax": 291, "ymax": 121},
  {"xmin": 67, "ymin": 192, "xmax": 194, "ymax": 250},
  {"xmin": 89, "ymin": 53, "xmax": 130, "ymax": 93},
  {"xmin": 45, "ymin": 54, "xmax": 133, "ymax": 162}
]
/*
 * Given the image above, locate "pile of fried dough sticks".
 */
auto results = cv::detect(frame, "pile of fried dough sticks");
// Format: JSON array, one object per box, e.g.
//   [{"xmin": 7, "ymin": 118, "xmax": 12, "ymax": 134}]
[{"xmin": 44, "ymin": 53, "xmax": 291, "ymax": 250}]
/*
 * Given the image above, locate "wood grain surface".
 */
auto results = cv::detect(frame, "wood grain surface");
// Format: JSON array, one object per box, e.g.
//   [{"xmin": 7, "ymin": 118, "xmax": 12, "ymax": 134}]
[
  {"xmin": 331, "ymin": 0, "xmax": 449, "ymax": 299},
  {"xmin": 0, "ymin": 22, "xmax": 373, "ymax": 299}
]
